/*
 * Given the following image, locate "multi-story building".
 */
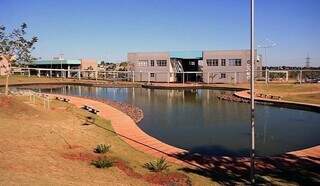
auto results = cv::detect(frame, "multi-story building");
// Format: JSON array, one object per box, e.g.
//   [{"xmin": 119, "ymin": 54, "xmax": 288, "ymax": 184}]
[{"xmin": 128, "ymin": 50, "xmax": 262, "ymax": 83}]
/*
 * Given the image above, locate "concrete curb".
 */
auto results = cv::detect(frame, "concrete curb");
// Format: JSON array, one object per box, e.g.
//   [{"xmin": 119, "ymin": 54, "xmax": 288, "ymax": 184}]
[{"xmin": 234, "ymin": 90, "xmax": 320, "ymax": 113}]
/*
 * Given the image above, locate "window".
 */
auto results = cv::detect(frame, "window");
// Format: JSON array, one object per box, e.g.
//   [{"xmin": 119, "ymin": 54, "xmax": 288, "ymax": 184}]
[
  {"xmin": 150, "ymin": 73, "xmax": 155, "ymax": 77},
  {"xmin": 221, "ymin": 59, "xmax": 226, "ymax": 66},
  {"xmin": 156, "ymin": 60, "xmax": 167, "ymax": 67},
  {"xmin": 221, "ymin": 73, "xmax": 226, "ymax": 78},
  {"xmin": 229, "ymin": 59, "xmax": 241, "ymax": 66},
  {"xmin": 138, "ymin": 60, "xmax": 148, "ymax": 67},
  {"xmin": 206, "ymin": 59, "xmax": 219, "ymax": 66},
  {"xmin": 150, "ymin": 60, "xmax": 154, "ymax": 67}
]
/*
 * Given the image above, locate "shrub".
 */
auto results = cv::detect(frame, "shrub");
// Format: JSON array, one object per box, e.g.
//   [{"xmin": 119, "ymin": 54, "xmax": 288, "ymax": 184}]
[
  {"xmin": 94, "ymin": 144, "xmax": 111, "ymax": 154},
  {"xmin": 143, "ymin": 157, "xmax": 171, "ymax": 172},
  {"xmin": 91, "ymin": 157, "xmax": 113, "ymax": 168}
]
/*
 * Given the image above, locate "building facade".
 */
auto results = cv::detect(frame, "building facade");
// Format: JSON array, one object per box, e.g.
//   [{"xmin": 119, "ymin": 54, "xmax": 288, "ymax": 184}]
[
  {"xmin": 128, "ymin": 50, "xmax": 262, "ymax": 83},
  {"xmin": 0, "ymin": 56, "xmax": 10, "ymax": 76},
  {"xmin": 27, "ymin": 58, "xmax": 98, "ymax": 78}
]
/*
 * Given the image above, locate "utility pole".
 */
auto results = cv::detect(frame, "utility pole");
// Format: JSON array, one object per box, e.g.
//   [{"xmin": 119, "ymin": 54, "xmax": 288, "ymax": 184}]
[
  {"xmin": 258, "ymin": 38, "xmax": 277, "ymax": 84},
  {"xmin": 250, "ymin": 0, "xmax": 255, "ymax": 184},
  {"xmin": 305, "ymin": 53, "xmax": 311, "ymax": 68}
]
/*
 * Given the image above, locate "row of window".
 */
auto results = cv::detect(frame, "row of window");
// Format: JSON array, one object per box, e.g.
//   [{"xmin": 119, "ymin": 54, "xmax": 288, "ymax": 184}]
[
  {"xmin": 137, "ymin": 60, "xmax": 167, "ymax": 67},
  {"xmin": 150, "ymin": 73, "xmax": 173, "ymax": 78},
  {"xmin": 149, "ymin": 73, "xmax": 227, "ymax": 79},
  {"xmin": 206, "ymin": 59, "xmax": 241, "ymax": 66}
]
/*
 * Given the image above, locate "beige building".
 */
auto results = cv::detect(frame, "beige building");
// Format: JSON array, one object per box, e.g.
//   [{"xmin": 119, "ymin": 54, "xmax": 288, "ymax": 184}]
[
  {"xmin": 128, "ymin": 52, "xmax": 174, "ymax": 82},
  {"xmin": 80, "ymin": 59, "xmax": 98, "ymax": 71},
  {"xmin": 202, "ymin": 50, "xmax": 262, "ymax": 83},
  {"xmin": 128, "ymin": 50, "xmax": 262, "ymax": 83},
  {"xmin": 0, "ymin": 56, "xmax": 10, "ymax": 76}
]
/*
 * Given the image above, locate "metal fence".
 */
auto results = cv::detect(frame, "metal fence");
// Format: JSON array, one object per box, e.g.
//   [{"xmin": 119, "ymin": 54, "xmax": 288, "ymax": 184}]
[{"xmin": 10, "ymin": 67, "xmax": 320, "ymax": 84}]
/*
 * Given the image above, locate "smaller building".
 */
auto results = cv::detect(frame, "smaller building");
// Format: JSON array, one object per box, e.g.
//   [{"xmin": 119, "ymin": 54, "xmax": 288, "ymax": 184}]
[
  {"xmin": 80, "ymin": 59, "xmax": 98, "ymax": 70},
  {"xmin": 27, "ymin": 58, "xmax": 98, "ymax": 78},
  {"xmin": 29, "ymin": 59, "xmax": 81, "ymax": 68}
]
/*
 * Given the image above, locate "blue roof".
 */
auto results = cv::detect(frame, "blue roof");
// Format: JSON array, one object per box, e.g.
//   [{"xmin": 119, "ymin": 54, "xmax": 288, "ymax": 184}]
[
  {"xmin": 32, "ymin": 59, "xmax": 81, "ymax": 65},
  {"xmin": 170, "ymin": 51, "xmax": 203, "ymax": 59}
]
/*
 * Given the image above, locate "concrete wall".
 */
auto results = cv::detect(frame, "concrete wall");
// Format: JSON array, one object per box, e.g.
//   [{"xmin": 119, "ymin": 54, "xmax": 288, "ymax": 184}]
[
  {"xmin": 81, "ymin": 59, "xmax": 98, "ymax": 71},
  {"xmin": 80, "ymin": 59, "xmax": 98, "ymax": 79},
  {"xmin": 202, "ymin": 50, "xmax": 261, "ymax": 83},
  {"xmin": 128, "ymin": 52, "xmax": 175, "ymax": 82}
]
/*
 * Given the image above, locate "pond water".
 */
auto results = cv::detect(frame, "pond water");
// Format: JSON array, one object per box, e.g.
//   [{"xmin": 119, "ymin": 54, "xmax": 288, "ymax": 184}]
[{"xmin": 30, "ymin": 85, "xmax": 320, "ymax": 156}]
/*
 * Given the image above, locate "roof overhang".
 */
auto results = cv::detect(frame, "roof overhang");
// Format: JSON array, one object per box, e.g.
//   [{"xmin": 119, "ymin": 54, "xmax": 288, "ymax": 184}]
[
  {"xmin": 31, "ymin": 59, "xmax": 81, "ymax": 65},
  {"xmin": 169, "ymin": 51, "xmax": 203, "ymax": 59}
]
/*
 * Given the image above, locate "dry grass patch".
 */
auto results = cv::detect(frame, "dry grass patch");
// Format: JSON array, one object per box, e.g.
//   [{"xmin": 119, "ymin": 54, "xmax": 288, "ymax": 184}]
[{"xmin": 0, "ymin": 95, "xmax": 213, "ymax": 185}]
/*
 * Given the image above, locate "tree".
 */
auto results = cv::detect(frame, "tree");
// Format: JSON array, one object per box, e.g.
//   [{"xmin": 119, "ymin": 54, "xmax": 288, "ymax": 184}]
[{"xmin": 0, "ymin": 23, "xmax": 38, "ymax": 95}]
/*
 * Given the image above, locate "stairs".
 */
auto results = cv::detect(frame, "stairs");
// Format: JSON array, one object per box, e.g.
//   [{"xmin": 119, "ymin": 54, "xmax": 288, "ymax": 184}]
[{"xmin": 171, "ymin": 59, "xmax": 184, "ymax": 72}]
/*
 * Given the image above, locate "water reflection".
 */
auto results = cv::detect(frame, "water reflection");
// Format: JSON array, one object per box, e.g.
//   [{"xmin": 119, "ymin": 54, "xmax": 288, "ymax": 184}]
[{"xmin": 34, "ymin": 85, "xmax": 320, "ymax": 156}]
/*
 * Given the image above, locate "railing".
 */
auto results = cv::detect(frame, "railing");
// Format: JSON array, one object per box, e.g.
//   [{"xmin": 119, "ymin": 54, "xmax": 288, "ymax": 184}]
[
  {"xmin": 171, "ymin": 59, "xmax": 184, "ymax": 72},
  {"xmin": 10, "ymin": 67, "xmax": 320, "ymax": 84}
]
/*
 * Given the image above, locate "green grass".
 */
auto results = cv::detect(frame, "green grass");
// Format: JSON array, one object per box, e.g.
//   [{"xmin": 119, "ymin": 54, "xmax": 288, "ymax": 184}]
[
  {"xmin": 143, "ymin": 157, "xmax": 171, "ymax": 172},
  {"xmin": 94, "ymin": 144, "xmax": 111, "ymax": 154},
  {"xmin": 91, "ymin": 157, "xmax": 114, "ymax": 168}
]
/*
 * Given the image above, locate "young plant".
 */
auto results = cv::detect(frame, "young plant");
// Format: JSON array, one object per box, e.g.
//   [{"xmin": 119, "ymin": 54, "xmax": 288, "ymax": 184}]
[
  {"xmin": 91, "ymin": 157, "xmax": 113, "ymax": 168},
  {"xmin": 94, "ymin": 144, "xmax": 111, "ymax": 154},
  {"xmin": 0, "ymin": 23, "xmax": 38, "ymax": 96},
  {"xmin": 143, "ymin": 157, "xmax": 171, "ymax": 172}
]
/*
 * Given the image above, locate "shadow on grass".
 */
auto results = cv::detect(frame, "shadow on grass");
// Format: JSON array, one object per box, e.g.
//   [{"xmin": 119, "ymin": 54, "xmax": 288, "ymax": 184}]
[
  {"xmin": 66, "ymin": 95, "xmax": 320, "ymax": 185},
  {"xmin": 94, "ymin": 121, "xmax": 320, "ymax": 185},
  {"xmin": 171, "ymin": 149, "xmax": 320, "ymax": 185}
]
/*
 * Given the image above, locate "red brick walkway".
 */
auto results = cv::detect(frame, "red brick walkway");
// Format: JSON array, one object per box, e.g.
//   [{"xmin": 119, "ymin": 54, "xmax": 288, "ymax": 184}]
[
  {"xmin": 50, "ymin": 94, "xmax": 190, "ymax": 166},
  {"xmin": 50, "ymin": 94, "xmax": 319, "ymax": 168}
]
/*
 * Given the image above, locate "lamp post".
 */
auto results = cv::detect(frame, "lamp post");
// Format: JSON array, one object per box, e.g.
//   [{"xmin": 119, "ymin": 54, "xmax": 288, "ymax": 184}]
[
  {"xmin": 250, "ymin": 0, "xmax": 255, "ymax": 184},
  {"xmin": 258, "ymin": 38, "xmax": 277, "ymax": 84}
]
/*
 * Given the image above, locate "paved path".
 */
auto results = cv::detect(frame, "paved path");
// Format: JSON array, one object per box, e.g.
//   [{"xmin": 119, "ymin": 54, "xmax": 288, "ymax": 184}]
[
  {"xmin": 50, "ymin": 94, "xmax": 190, "ymax": 167},
  {"xmin": 50, "ymin": 94, "xmax": 319, "ymax": 168}
]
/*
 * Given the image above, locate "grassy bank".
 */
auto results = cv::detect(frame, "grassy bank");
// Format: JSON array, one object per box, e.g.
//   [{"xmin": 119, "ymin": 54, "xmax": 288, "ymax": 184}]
[
  {"xmin": 0, "ymin": 95, "xmax": 318, "ymax": 185},
  {"xmin": 0, "ymin": 75, "xmax": 141, "ymax": 87},
  {"xmin": 255, "ymin": 83, "xmax": 320, "ymax": 104},
  {"xmin": 0, "ymin": 95, "xmax": 213, "ymax": 185}
]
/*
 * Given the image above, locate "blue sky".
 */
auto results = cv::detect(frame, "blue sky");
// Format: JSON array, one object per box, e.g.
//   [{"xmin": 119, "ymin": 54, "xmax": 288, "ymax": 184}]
[{"xmin": 1, "ymin": 0, "xmax": 319, "ymax": 66}]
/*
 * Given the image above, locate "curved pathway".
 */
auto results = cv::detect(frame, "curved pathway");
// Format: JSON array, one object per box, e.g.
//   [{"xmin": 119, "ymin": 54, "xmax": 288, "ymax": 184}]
[
  {"xmin": 50, "ymin": 94, "xmax": 189, "ymax": 166},
  {"xmin": 49, "ymin": 94, "xmax": 320, "ymax": 169}
]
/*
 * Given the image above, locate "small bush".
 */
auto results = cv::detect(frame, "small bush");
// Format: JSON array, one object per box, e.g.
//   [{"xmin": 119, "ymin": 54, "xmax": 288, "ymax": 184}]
[
  {"xmin": 94, "ymin": 144, "xmax": 111, "ymax": 154},
  {"xmin": 143, "ymin": 157, "xmax": 171, "ymax": 172},
  {"xmin": 91, "ymin": 157, "xmax": 113, "ymax": 168}
]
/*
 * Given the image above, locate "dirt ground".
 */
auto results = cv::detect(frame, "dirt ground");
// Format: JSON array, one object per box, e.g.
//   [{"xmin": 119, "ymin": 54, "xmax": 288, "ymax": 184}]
[
  {"xmin": 0, "ymin": 96, "xmax": 214, "ymax": 186},
  {"xmin": 0, "ymin": 96, "xmax": 148, "ymax": 185}
]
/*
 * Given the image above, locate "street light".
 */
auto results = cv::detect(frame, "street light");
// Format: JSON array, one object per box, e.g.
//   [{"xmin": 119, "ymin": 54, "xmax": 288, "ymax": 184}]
[
  {"xmin": 257, "ymin": 38, "xmax": 277, "ymax": 84},
  {"xmin": 250, "ymin": 0, "xmax": 255, "ymax": 184}
]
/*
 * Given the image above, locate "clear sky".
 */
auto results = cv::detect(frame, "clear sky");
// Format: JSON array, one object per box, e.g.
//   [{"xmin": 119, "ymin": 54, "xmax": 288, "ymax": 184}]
[{"xmin": 1, "ymin": 0, "xmax": 319, "ymax": 66}]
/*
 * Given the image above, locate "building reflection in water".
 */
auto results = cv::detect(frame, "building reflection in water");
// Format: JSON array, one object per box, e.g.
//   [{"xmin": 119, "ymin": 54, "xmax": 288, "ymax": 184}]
[{"xmin": 36, "ymin": 85, "xmax": 320, "ymax": 156}]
